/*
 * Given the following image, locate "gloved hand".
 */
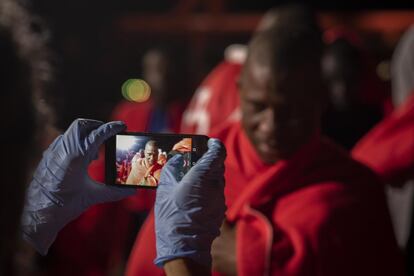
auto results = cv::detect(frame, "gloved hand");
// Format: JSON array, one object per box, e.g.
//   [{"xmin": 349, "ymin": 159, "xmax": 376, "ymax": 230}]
[
  {"xmin": 154, "ymin": 138, "xmax": 226, "ymax": 268},
  {"xmin": 21, "ymin": 119, "xmax": 136, "ymax": 255}
]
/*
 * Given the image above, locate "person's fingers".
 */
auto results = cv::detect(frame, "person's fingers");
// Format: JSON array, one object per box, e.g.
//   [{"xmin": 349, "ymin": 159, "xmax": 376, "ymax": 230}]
[
  {"xmin": 159, "ymin": 154, "xmax": 183, "ymax": 186},
  {"xmin": 188, "ymin": 138, "xmax": 226, "ymax": 182}
]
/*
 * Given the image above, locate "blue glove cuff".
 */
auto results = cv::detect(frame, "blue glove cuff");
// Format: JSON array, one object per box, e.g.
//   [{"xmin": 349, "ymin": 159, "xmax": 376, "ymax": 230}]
[
  {"xmin": 22, "ymin": 229, "xmax": 52, "ymax": 256},
  {"xmin": 154, "ymin": 250, "xmax": 212, "ymax": 268}
]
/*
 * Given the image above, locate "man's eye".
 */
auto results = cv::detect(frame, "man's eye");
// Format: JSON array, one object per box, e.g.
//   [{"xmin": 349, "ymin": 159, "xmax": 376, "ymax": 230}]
[{"xmin": 251, "ymin": 102, "xmax": 267, "ymax": 112}]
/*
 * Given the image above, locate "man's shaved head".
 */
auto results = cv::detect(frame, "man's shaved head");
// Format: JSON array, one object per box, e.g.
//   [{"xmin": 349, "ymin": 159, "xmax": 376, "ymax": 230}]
[
  {"xmin": 145, "ymin": 140, "xmax": 159, "ymax": 149},
  {"xmin": 246, "ymin": 24, "xmax": 323, "ymax": 74},
  {"xmin": 257, "ymin": 3, "xmax": 318, "ymax": 32},
  {"xmin": 239, "ymin": 23, "xmax": 326, "ymax": 163}
]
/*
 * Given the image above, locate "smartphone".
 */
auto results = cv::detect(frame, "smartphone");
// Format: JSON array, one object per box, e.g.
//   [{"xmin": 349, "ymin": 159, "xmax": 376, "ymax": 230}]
[{"xmin": 105, "ymin": 132, "xmax": 209, "ymax": 188}]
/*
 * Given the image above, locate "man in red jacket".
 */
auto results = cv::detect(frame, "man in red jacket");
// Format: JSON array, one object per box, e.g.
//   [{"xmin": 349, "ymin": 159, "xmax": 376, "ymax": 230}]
[
  {"xmin": 209, "ymin": 25, "xmax": 404, "ymax": 276},
  {"xmin": 125, "ymin": 22, "xmax": 404, "ymax": 276}
]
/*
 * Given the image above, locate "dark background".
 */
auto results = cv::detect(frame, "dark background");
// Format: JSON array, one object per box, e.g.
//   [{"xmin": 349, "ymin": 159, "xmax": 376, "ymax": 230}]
[{"xmin": 28, "ymin": 0, "xmax": 414, "ymax": 129}]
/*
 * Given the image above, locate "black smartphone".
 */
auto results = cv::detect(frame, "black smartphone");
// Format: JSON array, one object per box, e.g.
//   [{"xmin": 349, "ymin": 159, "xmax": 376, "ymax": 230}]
[{"xmin": 105, "ymin": 132, "xmax": 209, "ymax": 188}]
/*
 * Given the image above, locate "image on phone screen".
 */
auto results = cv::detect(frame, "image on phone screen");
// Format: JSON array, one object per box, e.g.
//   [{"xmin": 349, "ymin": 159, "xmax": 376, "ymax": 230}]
[{"xmin": 106, "ymin": 133, "xmax": 208, "ymax": 188}]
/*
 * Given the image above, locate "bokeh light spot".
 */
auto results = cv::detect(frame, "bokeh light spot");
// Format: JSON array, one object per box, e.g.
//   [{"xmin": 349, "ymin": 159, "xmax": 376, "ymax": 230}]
[
  {"xmin": 121, "ymin": 79, "xmax": 151, "ymax": 102},
  {"xmin": 376, "ymin": 60, "xmax": 391, "ymax": 81}
]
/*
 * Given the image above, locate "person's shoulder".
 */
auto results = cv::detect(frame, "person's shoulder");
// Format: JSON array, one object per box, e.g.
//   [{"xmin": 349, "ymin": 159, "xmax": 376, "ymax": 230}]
[
  {"xmin": 290, "ymin": 137, "xmax": 384, "ymax": 205},
  {"xmin": 274, "ymin": 178, "xmax": 381, "ymax": 230},
  {"xmin": 111, "ymin": 100, "xmax": 153, "ymax": 120},
  {"xmin": 278, "ymin": 180, "xmax": 352, "ymax": 210},
  {"xmin": 318, "ymin": 136, "xmax": 382, "ymax": 182}
]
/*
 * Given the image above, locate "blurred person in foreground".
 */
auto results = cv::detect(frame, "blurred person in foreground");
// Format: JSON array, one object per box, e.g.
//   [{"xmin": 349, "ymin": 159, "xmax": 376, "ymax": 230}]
[
  {"xmin": 0, "ymin": 3, "xmax": 129, "ymax": 276},
  {"xmin": 126, "ymin": 18, "xmax": 404, "ymax": 276},
  {"xmin": 0, "ymin": 0, "xmax": 38, "ymax": 273},
  {"xmin": 0, "ymin": 0, "xmax": 59, "ymax": 273},
  {"xmin": 0, "ymin": 3, "xmax": 227, "ymax": 276},
  {"xmin": 352, "ymin": 25, "xmax": 414, "ymax": 275}
]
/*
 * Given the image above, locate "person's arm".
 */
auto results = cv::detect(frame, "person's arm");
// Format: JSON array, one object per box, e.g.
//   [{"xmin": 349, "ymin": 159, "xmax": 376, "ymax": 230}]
[
  {"xmin": 164, "ymin": 258, "xmax": 210, "ymax": 276},
  {"xmin": 154, "ymin": 139, "xmax": 227, "ymax": 274},
  {"xmin": 211, "ymin": 221, "xmax": 237, "ymax": 275}
]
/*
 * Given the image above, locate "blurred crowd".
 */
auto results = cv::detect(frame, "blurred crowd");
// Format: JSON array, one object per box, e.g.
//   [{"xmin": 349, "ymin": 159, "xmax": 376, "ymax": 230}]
[{"xmin": 2, "ymin": 0, "xmax": 414, "ymax": 275}]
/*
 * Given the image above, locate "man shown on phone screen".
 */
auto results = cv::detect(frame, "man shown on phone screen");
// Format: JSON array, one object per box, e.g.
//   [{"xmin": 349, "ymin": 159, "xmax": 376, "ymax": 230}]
[{"xmin": 127, "ymin": 140, "xmax": 163, "ymax": 186}]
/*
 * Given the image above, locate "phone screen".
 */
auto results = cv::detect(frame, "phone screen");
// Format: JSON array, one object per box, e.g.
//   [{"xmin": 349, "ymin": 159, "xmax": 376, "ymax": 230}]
[{"xmin": 105, "ymin": 132, "xmax": 208, "ymax": 188}]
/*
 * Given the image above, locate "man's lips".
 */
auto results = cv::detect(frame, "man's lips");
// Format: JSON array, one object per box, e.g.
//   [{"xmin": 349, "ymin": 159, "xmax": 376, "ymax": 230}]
[{"xmin": 257, "ymin": 141, "xmax": 279, "ymax": 154}]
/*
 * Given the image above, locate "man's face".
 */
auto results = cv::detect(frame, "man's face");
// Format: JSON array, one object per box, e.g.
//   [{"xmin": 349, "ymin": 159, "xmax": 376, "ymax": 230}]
[
  {"xmin": 239, "ymin": 60, "xmax": 322, "ymax": 164},
  {"xmin": 144, "ymin": 144, "xmax": 159, "ymax": 166},
  {"xmin": 322, "ymin": 51, "xmax": 360, "ymax": 109}
]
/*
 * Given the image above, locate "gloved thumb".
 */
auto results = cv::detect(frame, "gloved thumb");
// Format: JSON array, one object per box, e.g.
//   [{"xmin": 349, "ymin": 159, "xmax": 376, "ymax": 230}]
[
  {"xmin": 62, "ymin": 119, "xmax": 104, "ymax": 155},
  {"xmin": 194, "ymin": 138, "xmax": 226, "ymax": 170},
  {"xmin": 87, "ymin": 121, "xmax": 126, "ymax": 153},
  {"xmin": 159, "ymin": 154, "xmax": 184, "ymax": 186}
]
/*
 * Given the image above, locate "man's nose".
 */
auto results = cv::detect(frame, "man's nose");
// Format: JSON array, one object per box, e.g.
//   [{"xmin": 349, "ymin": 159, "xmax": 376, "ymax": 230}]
[{"xmin": 258, "ymin": 108, "xmax": 276, "ymax": 134}]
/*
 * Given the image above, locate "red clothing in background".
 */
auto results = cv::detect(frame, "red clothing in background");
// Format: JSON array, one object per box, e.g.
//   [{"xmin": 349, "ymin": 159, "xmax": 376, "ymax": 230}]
[
  {"xmin": 125, "ymin": 122, "xmax": 403, "ymax": 276},
  {"xmin": 112, "ymin": 99, "xmax": 184, "ymax": 134},
  {"xmin": 180, "ymin": 61, "xmax": 242, "ymax": 135},
  {"xmin": 352, "ymin": 92, "xmax": 414, "ymax": 186},
  {"xmin": 125, "ymin": 209, "xmax": 161, "ymax": 276},
  {"xmin": 111, "ymin": 100, "xmax": 153, "ymax": 132}
]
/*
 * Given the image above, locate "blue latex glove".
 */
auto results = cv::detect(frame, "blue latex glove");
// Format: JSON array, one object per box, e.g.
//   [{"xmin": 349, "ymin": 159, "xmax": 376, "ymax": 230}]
[
  {"xmin": 154, "ymin": 138, "xmax": 226, "ymax": 268},
  {"xmin": 21, "ymin": 119, "xmax": 136, "ymax": 255}
]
